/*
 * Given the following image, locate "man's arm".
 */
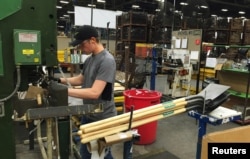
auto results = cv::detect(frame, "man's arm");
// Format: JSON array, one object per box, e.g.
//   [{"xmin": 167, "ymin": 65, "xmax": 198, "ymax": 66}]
[
  {"xmin": 60, "ymin": 74, "xmax": 84, "ymax": 86},
  {"xmin": 68, "ymin": 79, "xmax": 106, "ymax": 99}
]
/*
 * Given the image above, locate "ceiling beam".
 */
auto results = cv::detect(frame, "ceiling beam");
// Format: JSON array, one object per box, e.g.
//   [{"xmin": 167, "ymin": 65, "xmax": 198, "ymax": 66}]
[{"xmin": 209, "ymin": 0, "xmax": 250, "ymax": 9}]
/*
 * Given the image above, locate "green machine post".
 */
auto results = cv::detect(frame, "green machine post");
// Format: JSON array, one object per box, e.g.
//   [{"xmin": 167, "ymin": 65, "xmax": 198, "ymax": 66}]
[
  {"xmin": 0, "ymin": 0, "xmax": 57, "ymax": 158},
  {"xmin": 0, "ymin": 34, "xmax": 3, "ymax": 76}
]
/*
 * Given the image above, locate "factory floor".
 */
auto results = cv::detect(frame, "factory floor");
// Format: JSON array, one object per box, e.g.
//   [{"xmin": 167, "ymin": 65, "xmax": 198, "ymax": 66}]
[{"xmin": 16, "ymin": 74, "xmax": 241, "ymax": 159}]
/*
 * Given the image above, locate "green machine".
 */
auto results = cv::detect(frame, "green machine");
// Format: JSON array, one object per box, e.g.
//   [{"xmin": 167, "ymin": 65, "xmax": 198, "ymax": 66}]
[{"xmin": 0, "ymin": 0, "xmax": 57, "ymax": 158}]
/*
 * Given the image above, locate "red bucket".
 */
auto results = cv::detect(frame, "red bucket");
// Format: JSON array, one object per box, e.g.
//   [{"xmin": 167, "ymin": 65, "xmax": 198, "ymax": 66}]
[{"xmin": 123, "ymin": 89, "xmax": 162, "ymax": 145}]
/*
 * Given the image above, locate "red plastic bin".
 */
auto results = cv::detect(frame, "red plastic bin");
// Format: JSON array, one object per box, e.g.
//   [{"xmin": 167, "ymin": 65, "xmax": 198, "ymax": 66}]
[{"xmin": 123, "ymin": 89, "xmax": 162, "ymax": 145}]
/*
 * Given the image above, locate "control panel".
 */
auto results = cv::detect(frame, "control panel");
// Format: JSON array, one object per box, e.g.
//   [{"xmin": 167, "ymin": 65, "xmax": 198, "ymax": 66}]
[{"xmin": 13, "ymin": 29, "xmax": 41, "ymax": 65}]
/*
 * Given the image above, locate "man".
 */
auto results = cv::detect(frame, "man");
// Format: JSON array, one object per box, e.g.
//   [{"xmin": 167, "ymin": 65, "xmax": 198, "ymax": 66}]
[{"xmin": 59, "ymin": 25, "xmax": 117, "ymax": 159}]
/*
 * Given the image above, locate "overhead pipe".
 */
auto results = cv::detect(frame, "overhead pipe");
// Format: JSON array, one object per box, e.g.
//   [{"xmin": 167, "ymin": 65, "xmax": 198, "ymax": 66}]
[{"xmin": 209, "ymin": 0, "xmax": 250, "ymax": 9}]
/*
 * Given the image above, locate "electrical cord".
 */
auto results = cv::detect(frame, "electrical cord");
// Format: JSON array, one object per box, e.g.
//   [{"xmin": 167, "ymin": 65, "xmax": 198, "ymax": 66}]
[{"xmin": 0, "ymin": 65, "xmax": 21, "ymax": 102}]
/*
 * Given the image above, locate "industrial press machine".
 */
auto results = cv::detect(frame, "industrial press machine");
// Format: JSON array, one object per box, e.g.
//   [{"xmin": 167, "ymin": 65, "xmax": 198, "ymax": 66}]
[
  {"xmin": 0, "ymin": 1, "xmax": 74, "ymax": 158},
  {"xmin": 0, "ymin": 1, "xmax": 138, "ymax": 159}
]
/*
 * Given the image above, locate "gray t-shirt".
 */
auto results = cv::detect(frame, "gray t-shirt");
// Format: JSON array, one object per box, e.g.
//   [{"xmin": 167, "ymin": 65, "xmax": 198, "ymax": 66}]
[{"xmin": 81, "ymin": 50, "xmax": 117, "ymax": 121}]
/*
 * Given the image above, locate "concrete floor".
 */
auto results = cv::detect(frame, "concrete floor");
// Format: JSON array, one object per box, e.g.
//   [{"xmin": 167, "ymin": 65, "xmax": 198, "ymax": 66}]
[
  {"xmin": 15, "ymin": 113, "xmax": 239, "ymax": 159},
  {"xmin": 15, "ymin": 74, "xmax": 241, "ymax": 159}
]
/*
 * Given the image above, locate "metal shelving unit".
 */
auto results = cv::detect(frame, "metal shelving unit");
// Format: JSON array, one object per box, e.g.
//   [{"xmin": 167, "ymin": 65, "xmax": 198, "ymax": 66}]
[
  {"xmin": 211, "ymin": 44, "xmax": 250, "ymax": 124},
  {"xmin": 115, "ymin": 11, "xmax": 148, "ymax": 89}
]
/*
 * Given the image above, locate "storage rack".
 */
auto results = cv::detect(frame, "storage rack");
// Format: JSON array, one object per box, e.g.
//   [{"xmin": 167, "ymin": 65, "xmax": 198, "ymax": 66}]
[
  {"xmin": 115, "ymin": 11, "xmax": 148, "ymax": 89},
  {"xmin": 204, "ymin": 44, "xmax": 250, "ymax": 124},
  {"xmin": 202, "ymin": 17, "xmax": 249, "ymax": 45},
  {"xmin": 243, "ymin": 19, "xmax": 250, "ymax": 45},
  {"xmin": 115, "ymin": 11, "xmax": 184, "ymax": 89},
  {"xmin": 228, "ymin": 18, "xmax": 243, "ymax": 45},
  {"xmin": 217, "ymin": 68, "xmax": 250, "ymax": 124},
  {"xmin": 150, "ymin": 13, "xmax": 181, "ymax": 44},
  {"xmin": 203, "ymin": 17, "xmax": 230, "ymax": 44}
]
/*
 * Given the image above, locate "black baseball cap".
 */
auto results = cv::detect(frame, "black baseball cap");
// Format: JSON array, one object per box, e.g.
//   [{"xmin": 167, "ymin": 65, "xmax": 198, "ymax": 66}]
[{"xmin": 70, "ymin": 25, "xmax": 99, "ymax": 46}]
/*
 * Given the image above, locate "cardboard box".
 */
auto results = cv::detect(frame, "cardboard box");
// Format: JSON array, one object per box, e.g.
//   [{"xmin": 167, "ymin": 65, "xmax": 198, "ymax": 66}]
[
  {"xmin": 25, "ymin": 85, "xmax": 44, "ymax": 99},
  {"xmin": 201, "ymin": 126, "xmax": 250, "ymax": 159},
  {"xmin": 216, "ymin": 70, "xmax": 248, "ymax": 93},
  {"xmin": 91, "ymin": 131, "xmax": 134, "ymax": 155}
]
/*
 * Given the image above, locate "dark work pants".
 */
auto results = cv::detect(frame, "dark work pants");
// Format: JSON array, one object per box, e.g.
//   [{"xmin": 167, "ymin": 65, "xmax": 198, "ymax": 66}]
[{"xmin": 80, "ymin": 116, "xmax": 114, "ymax": 159}]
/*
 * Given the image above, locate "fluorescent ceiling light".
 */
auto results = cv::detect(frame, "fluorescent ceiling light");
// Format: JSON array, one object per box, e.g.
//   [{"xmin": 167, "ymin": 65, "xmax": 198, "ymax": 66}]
[
  {"xmin": 180, "ymin": 2, "xmax": 188, "ymax": 6},
  {"xmin": 88, "ymin": 4, "xmax": 96, "ymax": 7},
  {"xmin": 155, "ymin": 8, "xmax": 161, "ymax": 12},
  {"xmin": 132, "ymin": 5, "xmax": 140, "ymax": 9},
  {"xmin": 97, "ymin": 0, "xmax": 106, "ymax": 3},
  {"xmin": 200, "ymin": 5, "xmax": 208, "ymax": 9},
  {"xmin": 60, "ymin": 1, "xmax": 69, "ymax": 4},
  {"xmin": 56, "ymin": 6, "xmax": 62, "ymax": 9},
  {"xmin": 221, "ymin": 9, "xmax": 228, "ymax": 12},
  {"xmin": 239, "ymin": 11, "xmax": 245, "ymax": 14},
  {"xmin": 67, "ymin": 11, "xmax": 75, "ymax": 14}
]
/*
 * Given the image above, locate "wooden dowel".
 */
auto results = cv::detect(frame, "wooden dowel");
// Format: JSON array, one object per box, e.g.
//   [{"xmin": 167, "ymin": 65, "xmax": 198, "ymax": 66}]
[
  {"xmin": 79, "ymin": 104, "xmax": 186, "ymax": 138},
  {"xmin": 80, "ymin": 97, "xmax": 186, "ymax": 131},
  {"xmin": 80, "ymin": 108, "xmax": 187, "ymax": 144},
  {"xmin": 80, "ymin": 123, "xmax": 121, "ymax": 138},
  {"xmin": 81, "ymin": 101, "xmax": 187, "ymax": 134}
]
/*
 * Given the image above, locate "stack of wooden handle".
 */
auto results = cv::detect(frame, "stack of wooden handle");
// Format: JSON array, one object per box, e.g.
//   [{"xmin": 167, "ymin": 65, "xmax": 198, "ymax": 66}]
[{"xmin": 78, "ymin": 95, "xmax": 204, "ymax": 144}]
